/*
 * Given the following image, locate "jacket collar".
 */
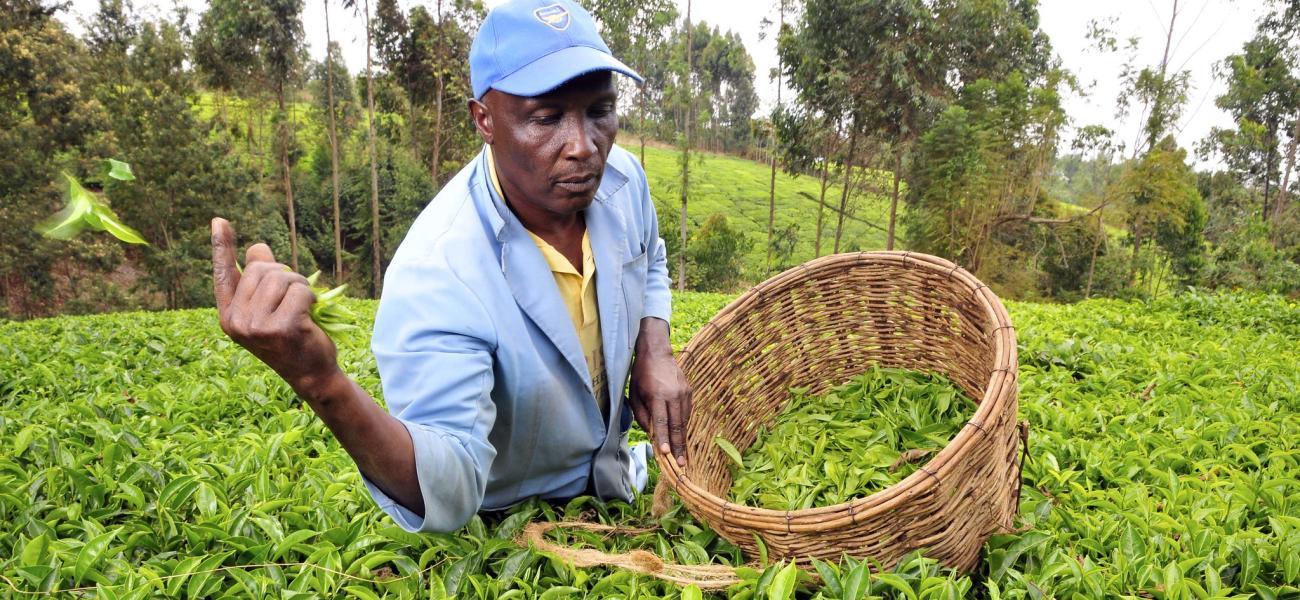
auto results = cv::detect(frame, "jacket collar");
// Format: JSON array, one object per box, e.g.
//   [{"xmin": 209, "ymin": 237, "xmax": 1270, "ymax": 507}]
[{"xmin": 473, "ymin": 147, "xmax": 631, "ymax": 416}]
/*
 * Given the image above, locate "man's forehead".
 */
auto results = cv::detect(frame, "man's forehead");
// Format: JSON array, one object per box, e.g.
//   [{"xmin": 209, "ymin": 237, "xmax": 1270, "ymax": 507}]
[{"xmin": 495, "ymin": 71, "xmax": 617, "ymax": 106}]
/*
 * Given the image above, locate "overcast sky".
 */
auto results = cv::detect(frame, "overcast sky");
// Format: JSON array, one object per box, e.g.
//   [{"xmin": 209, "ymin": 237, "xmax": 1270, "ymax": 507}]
[{"xmin": 60, "ymin": 0, "xmax": 1272, "ymax": 165}]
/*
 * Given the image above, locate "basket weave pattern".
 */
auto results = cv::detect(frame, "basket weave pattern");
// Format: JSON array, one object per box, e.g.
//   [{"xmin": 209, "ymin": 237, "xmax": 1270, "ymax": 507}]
[{"xmin": 656, "ymin": 251, "xmax": 1022, "ymax": 570}]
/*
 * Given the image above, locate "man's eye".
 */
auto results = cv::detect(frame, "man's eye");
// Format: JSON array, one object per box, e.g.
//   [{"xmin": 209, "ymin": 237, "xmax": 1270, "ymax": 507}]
[
  {"xmin": 589, "ymin": 105, "xmax": 615, "ymax": 118},
  {"xmin": 530, "ymin": 114, "xmax": 561, "ymax": 125}
]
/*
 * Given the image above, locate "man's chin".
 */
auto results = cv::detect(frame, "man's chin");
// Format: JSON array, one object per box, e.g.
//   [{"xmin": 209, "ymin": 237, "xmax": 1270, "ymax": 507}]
[{"xmin": 549, "ymin": 190, "xmax": 598, "ymax": 214}]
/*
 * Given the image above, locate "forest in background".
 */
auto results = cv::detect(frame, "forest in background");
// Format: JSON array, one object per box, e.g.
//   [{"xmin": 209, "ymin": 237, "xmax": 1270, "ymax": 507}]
[{"xmin": 1, "ymin": 0, "xmax": 1298, "ymax": 319}]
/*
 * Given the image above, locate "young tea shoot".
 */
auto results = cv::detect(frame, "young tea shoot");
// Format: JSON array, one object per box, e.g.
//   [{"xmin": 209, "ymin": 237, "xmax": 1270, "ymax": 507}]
[
  {"xmin": 36, "ymin": 159, "xmax": 148, "ymax": 245},
  {"xmin": 305, "ymin": 270, "xmax": 357, "ymax": 338},
  {"xmin": 725, "ymin": 365, "xmax": 970, "ymax": 510}
]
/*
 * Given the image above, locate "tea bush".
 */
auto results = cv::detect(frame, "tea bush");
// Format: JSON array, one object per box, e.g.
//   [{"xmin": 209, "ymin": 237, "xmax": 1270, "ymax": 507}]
[{"xmin": 1, "ymin": 290, "xmax": 1297, "ymax": 598}]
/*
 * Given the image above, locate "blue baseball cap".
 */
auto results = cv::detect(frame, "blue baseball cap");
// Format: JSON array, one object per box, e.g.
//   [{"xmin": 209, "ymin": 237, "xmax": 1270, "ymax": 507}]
[{"xmin": 470, "ymin": 0, "xmax": 643, "ymax": 100}]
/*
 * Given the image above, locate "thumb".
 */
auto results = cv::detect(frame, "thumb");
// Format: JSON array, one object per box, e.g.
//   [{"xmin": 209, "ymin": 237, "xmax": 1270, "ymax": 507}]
[{"xmin": 211, "ymin": 217, "xmax": 240, "ymax": 311}]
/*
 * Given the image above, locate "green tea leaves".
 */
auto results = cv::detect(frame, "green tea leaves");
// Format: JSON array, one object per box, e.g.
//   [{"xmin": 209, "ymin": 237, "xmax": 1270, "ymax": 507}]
[
  {"xmin": 728, "ymin": 366, "xmax": 969, "ymax": 510},
  {"xmin": 713, "ymin": 436, "xmax": 745, "ymax": 468},
  {"xmin": 1, "ymin": 291, "xmax": 1298, "ymax": 597},
  {"xmin": 104, "ymin": 158, "xmax": 135, "ymax": 181},
  {"xmin": 766, "ymin": 561, "xmax": 799, "ymax": 600},
  {"xmin": 74, "ymin": 529, "xmax": 119, "ymax": 583},
  {"xmin": 306, "ymin": 270, "xmax": 357, "ymax": 339}
]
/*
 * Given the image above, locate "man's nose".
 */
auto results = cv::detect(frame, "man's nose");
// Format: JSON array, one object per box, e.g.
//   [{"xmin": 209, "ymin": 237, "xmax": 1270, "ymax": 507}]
[{"xmin": 561, "ymin": 114, "xmax": 597, "ymax": 161}]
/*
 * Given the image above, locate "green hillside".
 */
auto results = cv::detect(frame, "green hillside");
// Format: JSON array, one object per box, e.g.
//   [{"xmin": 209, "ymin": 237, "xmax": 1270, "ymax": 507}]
[{"xmin": 635, "ymin": 143, "xmax": 895, "ymax": 279}]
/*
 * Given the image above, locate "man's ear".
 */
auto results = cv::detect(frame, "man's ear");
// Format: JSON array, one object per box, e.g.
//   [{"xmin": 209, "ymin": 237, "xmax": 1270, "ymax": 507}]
[{"xmin": 468, "ymin": 97, "xmax": 493, "ymax": 144}]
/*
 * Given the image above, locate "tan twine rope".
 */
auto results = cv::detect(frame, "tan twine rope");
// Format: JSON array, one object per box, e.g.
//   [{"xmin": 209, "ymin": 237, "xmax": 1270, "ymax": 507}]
[
  {"xmin": 521, "ymin": 522, "xmax": 746, "ymax": 589},
  {"xmin": 525, "ymin": 251, "xmax": 1025, "ymax": 586}
]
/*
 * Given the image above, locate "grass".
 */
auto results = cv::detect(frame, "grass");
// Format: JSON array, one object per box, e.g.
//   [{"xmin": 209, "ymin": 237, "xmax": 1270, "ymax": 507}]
[{"xmin": 634, "ymin": 142, "xmax": 896, "ymax": 280}]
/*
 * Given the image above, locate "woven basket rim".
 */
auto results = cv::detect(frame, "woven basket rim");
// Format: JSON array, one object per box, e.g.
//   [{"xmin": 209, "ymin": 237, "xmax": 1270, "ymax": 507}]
[{"xmin": 656, "ymin": 250, "xmax": 1018, "ymax": 527}]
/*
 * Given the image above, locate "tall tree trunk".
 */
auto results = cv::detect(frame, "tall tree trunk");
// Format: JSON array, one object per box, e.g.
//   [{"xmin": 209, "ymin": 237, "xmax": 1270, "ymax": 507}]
[
  {"xmin": 639, "ymin": 65, "xmax": 648, "ymax": 165},
  {"xmin": 279, "ymin": 86, "xmax": 300, "ymax": 272},
  {"xmin": 814, "ymin": 140, "xmax": 830, "ymax": 257},
  {"xmin": 834, "ymin": 122, "xmax": 859, "ymax": 254},
  {"xmin": 1129, "ymin": 226, "xmax": 1145, "ymax": 286},
  {"xmin": 1275, "ymin": 118, "xmax": 1299, "ymax": 233},
  {"xmin": 364, "ymin": 0, "xmax": 383, "ymax": 297},
  {"xmin": 677, "ymin": 0, "xmax": 692, "ymax": 292},
  {"xmin": 766, "ymin": 0, "xmax": 784, "ymax": 272},
  {"xmin": 325, "ymin": 0, "xmax": 343, "ymax": 282},
  {"xmin": 1263, "ymin": 123, "xmax": 1278, "ymax": 224},
  {"xmin": 1084, "ymin": 207, "xmax": 1105, "ymax": 298},
  {"xmin": 886, "ymin": 152, "xmax": 901, "ymax": 251},
  {"xmin": 430, "ymin": 0, "xmax": 445, "ymax": 185}
]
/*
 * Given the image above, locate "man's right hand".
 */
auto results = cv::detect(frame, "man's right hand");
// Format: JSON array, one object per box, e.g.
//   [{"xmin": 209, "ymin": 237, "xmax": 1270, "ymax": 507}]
[{"xmin": 211, "ymin": 217, "xmax": 340, "ymax": 393}]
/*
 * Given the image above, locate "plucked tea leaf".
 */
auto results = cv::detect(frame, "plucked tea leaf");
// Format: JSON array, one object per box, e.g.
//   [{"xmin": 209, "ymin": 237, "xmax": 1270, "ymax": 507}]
[
  {"xmin": 714, "ymin": 436, "xmax": 745, "ymax": 468},
  {"xmin": 105, "ymin": 158, "xmax": 135, "ymax": 181}
]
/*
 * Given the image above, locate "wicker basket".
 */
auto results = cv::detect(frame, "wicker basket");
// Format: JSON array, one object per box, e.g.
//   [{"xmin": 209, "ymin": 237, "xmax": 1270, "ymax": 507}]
[{"xmin": 655, "ymin": 251, "xmax": 1024, "ymax": 571}]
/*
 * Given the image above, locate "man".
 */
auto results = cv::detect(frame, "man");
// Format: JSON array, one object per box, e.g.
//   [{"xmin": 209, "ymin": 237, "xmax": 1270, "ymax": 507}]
[{"xmin": 210, "ymin": 0, "xmax": 690, "ymax": 533}]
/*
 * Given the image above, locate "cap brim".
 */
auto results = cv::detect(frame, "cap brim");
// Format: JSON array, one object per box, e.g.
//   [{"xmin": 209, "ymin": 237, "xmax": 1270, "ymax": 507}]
[{"xmin": 489, "ymin": 45, "xmax": 643, "ymax": 98}]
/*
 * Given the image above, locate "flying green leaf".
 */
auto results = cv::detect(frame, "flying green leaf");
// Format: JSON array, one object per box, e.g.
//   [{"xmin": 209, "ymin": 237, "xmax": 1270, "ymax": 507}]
[
  {"xmin": 37, "ymin": 170, "xmax": 148, "ymax": 245},
  {"xmin": 104, "ymin": 158, "xmax": 135, "ymax": 181}
]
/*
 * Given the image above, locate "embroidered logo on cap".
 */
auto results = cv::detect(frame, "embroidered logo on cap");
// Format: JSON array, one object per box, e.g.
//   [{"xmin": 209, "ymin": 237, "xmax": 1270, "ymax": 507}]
[{"xmin": 534, "ymin": 3, "xmax": 570, "ymax": 30}]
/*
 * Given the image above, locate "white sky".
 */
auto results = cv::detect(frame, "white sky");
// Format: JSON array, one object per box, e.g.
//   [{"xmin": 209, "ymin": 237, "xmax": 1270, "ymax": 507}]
[{"xmin": 60, "ymin": 0, "xmax": 1271, "ymax": 166}]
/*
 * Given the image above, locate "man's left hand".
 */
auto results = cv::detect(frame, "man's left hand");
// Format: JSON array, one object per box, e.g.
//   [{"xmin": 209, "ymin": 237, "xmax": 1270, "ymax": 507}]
[{"xmin": 629, "ymin": 317, "xmax": 691, "ymax": 467}]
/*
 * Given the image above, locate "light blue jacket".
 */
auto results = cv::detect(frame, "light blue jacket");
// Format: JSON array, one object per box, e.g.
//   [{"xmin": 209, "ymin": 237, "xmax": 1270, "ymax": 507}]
[{"xmin": 364, "ymin": 145, "xmax": 671, "ymax": 533}]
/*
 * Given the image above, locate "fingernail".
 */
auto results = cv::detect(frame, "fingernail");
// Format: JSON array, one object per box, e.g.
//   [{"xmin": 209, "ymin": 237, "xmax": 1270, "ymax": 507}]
[{"xmin": 660, "ymin": 443, "xmax": 670, "ymax": 454}]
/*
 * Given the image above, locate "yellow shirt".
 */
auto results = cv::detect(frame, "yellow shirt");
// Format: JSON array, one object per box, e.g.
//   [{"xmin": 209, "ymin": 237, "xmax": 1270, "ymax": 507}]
[{"xmin": 486, "ymin": 148, "xmax": 608, "ymax": 418}]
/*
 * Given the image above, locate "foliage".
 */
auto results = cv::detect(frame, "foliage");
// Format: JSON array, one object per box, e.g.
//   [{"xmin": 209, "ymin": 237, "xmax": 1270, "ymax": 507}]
[
  {"xmin": 0, "ymin": 0, "xmax": 113, "ymax": 318},
  {"xmin": 685, "ymin": 214, "xmax": 749, "ymax": 292},
  {"xmin": 1203, "ymin": 218, "xmax": 1300, "ymax": 295},
  {"xmin": 1108, "ymin": 136, "xmax": 1207, "ymax": 286},
  {"xmin": 724, "ymin": 367, "xmax": 968, "ymax": 511},
  {"xmin": 1201, "ymin": 3, "xmax": 1300, "ymax": 227},
  {"xmin": 2, "ymin": 291, "xmax": 1298, "ymax": 597},
  {"xmin": 904, "ymin": 72, "xmax": 1067, "ymax": 287}
]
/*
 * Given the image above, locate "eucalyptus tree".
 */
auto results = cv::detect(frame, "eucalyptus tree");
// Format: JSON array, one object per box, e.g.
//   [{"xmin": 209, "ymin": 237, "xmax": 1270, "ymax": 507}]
[
  {"xmin": 765, "ymin": 0, "xmax": 786, "ymax": 271},
  {"xmin": 194, "ymin": 0, "xmax": 307, "ymax": 272},
  {"xmin": 341, "ymin": 0, "xmax": 383, "ymax": 297},
  {"xmin": 1204, "ymin": 3, "xmax": 1300, "ymax": 231},
  {"xmin": 323, "ymin": 0, "xmax": 344, "ymax": 281},
  {"xmin": 583, "ymin": 0, "xmax": 677, "ymax": 164}
]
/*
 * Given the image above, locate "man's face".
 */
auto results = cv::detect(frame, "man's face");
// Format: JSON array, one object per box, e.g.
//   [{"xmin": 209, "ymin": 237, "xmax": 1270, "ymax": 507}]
[{"xmin": 470, "ymin": 71, "xmax": 619, "ymax": 217}]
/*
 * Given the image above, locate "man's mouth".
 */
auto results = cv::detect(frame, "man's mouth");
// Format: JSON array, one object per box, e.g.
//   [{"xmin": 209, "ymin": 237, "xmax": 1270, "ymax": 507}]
[{"xmin": 555, "ymin": 173, "xmax": 598, "ymax": 193}]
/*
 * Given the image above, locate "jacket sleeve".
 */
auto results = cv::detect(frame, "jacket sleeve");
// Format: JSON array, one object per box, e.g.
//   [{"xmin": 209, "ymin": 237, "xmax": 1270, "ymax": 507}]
[
  {"xmin": 636, "ymin": 160, "xmax": 673, "ymax": 324},
  {"xmin": 365, "ymin": 254, "xmax": 499, "ymax": 533}
]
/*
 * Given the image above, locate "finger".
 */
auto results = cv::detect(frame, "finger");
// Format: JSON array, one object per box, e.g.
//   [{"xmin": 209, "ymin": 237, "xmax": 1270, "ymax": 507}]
[
  {"xmin": 272, "ymin": 281, "xmax": 317, "ymax": 323},
  {"xmin": 651, "ymin": 398, "xmax": 670, "ymax": 458},
  {"xmin": 245, "ymin": 243, "xmax": 275, "ymax": 264},
  {"xmin": 629, "ymin": 390, "xmax": 652, "ymax": 434},
  {"xmin": 248, "ymin": 270, "xmax": 298, "ymax": 324},
  {"xmin": 211, "ymin": 218, "xmax": 240, "ymax": 312},
  {"xmin": 668, "ymin": 393, "xmax": 687, "ymax": 466},
  {"xmin": 682, "ymin": 385, "xmax": 693, "ymax": 433},
  {"xmin": 232, "ymin": 261, "xmax": 276, "ymax": 315}
]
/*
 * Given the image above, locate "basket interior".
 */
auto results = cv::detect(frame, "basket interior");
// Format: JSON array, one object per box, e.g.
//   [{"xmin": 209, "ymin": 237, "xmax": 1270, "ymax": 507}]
[{"xmin": 679, "ymin": 260, "xmax": 998, "ymax": 500}]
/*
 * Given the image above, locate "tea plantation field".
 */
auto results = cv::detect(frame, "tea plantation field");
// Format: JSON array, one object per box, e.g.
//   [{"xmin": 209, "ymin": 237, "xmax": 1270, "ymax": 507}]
[{"xmin": 1, "ymin": 291, "xmax": 1298, "ymax": 598}]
